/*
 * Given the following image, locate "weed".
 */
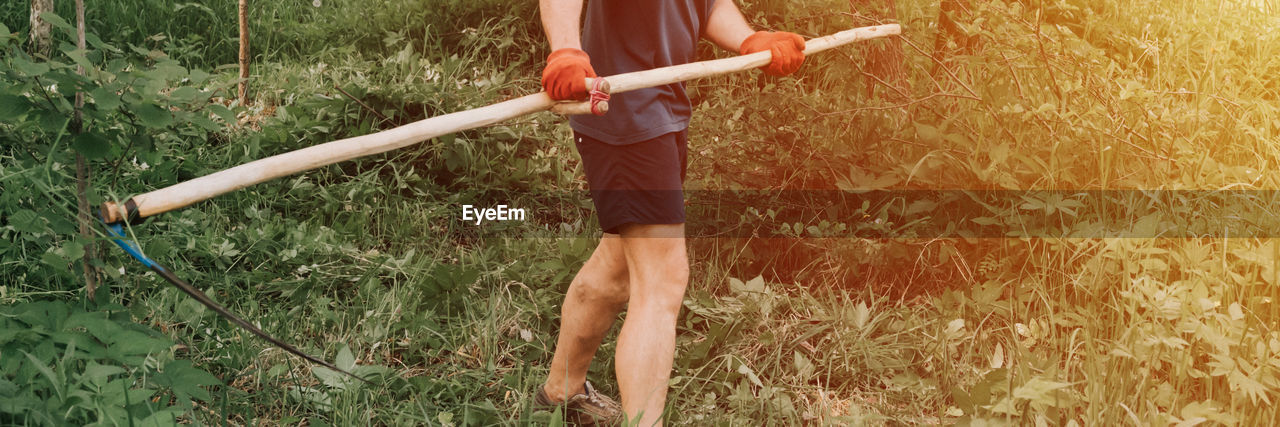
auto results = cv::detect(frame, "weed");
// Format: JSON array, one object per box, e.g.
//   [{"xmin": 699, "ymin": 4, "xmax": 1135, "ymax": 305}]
[{"xmin": 3, "ymin": 0, "xmax": 1280, "ymax": 424}]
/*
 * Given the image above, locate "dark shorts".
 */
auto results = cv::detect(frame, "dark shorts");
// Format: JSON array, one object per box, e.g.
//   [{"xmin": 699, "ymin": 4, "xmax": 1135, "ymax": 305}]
[{"xmin": 573, "ymin": 130, "xmax": 688, "ymax": 234}]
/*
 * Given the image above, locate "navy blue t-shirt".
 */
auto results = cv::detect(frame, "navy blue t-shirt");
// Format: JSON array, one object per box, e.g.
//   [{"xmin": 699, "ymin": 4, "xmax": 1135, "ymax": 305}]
[{"xmin": 569, "ymin": 0, "xmax": 717, "ymax": 145}]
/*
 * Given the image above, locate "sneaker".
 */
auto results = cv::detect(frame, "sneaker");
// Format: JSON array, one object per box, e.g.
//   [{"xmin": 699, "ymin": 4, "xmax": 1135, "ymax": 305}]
[{"xmin": 534, "ymin": 381, "xmax": 623, "ymax": 426}]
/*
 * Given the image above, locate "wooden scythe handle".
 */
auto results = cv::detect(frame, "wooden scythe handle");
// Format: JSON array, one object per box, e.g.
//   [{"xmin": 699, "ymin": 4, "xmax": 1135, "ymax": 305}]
[{"xmin": 101, "ymin": 24, "xmax": 900, "ymax": 224}]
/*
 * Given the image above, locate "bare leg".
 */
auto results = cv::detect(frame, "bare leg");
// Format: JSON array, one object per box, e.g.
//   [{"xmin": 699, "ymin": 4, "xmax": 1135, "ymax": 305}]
[
  {"xmin": 614, "ymin": 223, "xmax": 688, "ymax": 426},
  {"xmin": 543, "ymin": 233, "xmax": 630, "ymax": 400}
]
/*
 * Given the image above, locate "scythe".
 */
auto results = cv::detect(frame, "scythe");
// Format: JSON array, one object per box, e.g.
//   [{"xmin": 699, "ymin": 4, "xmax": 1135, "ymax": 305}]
[{"xmin": 98, "ymin": 24, "xmax": 903, "ymax": 383}]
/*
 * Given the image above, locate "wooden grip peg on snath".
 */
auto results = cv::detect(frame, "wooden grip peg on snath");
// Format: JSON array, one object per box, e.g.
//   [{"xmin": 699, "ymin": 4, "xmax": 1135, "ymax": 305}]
[{"xmin": 100, "ymin": 24, "xmax": 901, "ymax": 225}]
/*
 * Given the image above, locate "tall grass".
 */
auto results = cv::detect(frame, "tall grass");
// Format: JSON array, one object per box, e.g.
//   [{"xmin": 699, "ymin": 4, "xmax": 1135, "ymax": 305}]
[
  {"xmin": 5, "ymin": 0, "xmax": 1279, "ymax": 424},
  {"xmin": 0, "ymin": 0, "xmax": 542, "ymax": 70}
]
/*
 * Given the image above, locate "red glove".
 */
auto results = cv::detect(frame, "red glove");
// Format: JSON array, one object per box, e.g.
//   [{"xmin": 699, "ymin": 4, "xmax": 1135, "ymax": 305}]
[
  {"xmin": 739, "ymin": 31, "xmax": 806, "ymax": 76},
  {"xmin": 541, "ymin": 48, "xmax": 597, "ymax": 100}
]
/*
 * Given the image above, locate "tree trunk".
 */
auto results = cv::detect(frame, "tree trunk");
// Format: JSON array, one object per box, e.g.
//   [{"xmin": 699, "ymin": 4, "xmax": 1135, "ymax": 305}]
[
  {"xmin": 73, "ymin": 0, "xmax": 98, "ymax": 295},
  {"xmin": 29, "ymin": 0, "xmax": 53, "ymax": 57},
  {"xmin": 848, "ymin": 0, "xmax": 907, "ymax": 101},
  {"xmin": 238, "ymin": 0, "xmax": 249, "ymax": 105}
]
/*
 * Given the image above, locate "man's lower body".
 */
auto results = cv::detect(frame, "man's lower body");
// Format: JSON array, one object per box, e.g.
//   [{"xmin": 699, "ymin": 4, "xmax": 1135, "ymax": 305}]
[{"xmin": 540, "ymin": 131, "xmax": 689, "ymax": 426}]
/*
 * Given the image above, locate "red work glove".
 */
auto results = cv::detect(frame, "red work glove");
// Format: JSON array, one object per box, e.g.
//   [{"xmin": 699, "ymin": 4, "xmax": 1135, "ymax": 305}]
[
  {"xmin": 739, "ymin": 31, "xmax": 806, "ymax": 76},
  {"xmin": 541, "ymin": 48, "xmax": 597, "ymax": 100}
]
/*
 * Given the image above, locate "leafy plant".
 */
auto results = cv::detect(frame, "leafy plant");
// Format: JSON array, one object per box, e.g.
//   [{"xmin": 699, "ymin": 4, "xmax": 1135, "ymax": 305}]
[
  {"xmin": 0, "ymin": 299, "xmax": 220, "ymax": 425},
  {"xmin": 6, "ymin": 0, "xmax": 1280, "ymax": 424}
]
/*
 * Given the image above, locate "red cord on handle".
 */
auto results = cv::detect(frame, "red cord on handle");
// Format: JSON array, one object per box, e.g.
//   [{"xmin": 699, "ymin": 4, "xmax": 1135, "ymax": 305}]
[{"xmin": 588, "ymin": 78, "xmax": 610, "ymax": 116}]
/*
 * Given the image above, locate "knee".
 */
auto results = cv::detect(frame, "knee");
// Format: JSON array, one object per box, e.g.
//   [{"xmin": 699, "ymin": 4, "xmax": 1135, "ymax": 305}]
[
  {"xmin": 630, "ymin": 259, "xmax": 689, "ymax": 315},
  {"xmin": 568, "ymin": 266, "xmax": 629, "ymax": 308},
  {"xmin": 662, "ymin": 259, "xmax": 690, "ymax": 289}
]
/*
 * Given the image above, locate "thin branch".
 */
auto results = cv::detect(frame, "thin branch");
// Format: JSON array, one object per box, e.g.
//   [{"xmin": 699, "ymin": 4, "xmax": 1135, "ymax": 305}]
[
  {"xmin": 74, "ymin": 0, "xmax": 98, "ymax": 294},
  {"xmin": 998, "ymin": 51, "xmax": 1026, "ymax": 101},
  {"xmin": 30, "ymin": 76, "xmax": 63, "ymax": 113},
  {"xmin": 897, "ymin": 35, "xmax": 981, "ymax": 100},
  {"xmin": 1034, "ymin": 5, "xmax": 1064, "ymax": 102},
  {"xmin": 238, "ymin": 0, "xmax": 250, "ymax": 104},
  {"xmin": 333, "ymin": 82, "xmax": 391, "ymax": 123}
]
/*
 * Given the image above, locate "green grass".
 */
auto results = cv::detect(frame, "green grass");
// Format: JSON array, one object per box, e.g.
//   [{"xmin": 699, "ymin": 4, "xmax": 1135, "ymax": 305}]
[{"xmin": 4, "ymin": 0, "xmax": 1280, "ymax": 424}]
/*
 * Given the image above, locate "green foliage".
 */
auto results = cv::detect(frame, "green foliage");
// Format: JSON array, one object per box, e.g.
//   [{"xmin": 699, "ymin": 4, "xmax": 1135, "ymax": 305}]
[
  {"xmin": 2, "ymin": 0, "xmax": 540, "ymax": 70},
  {"xmin": 690, "ymin": 0, "xmax": 1280, "ymax": 423},
  {"xmin": 0, "ymin": 12, "xmax": 239, "ymax": 426},
  {"xmin": 5, "ymin": 0, "xmax": 1280, "ymax": 425},
  {"xmin": 0, "ymin": 12, "xmax": 237, "ymax": 291},
  {"xmin": 0, "ymin": 299, "xmax": 219, "ymax": 425}
]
